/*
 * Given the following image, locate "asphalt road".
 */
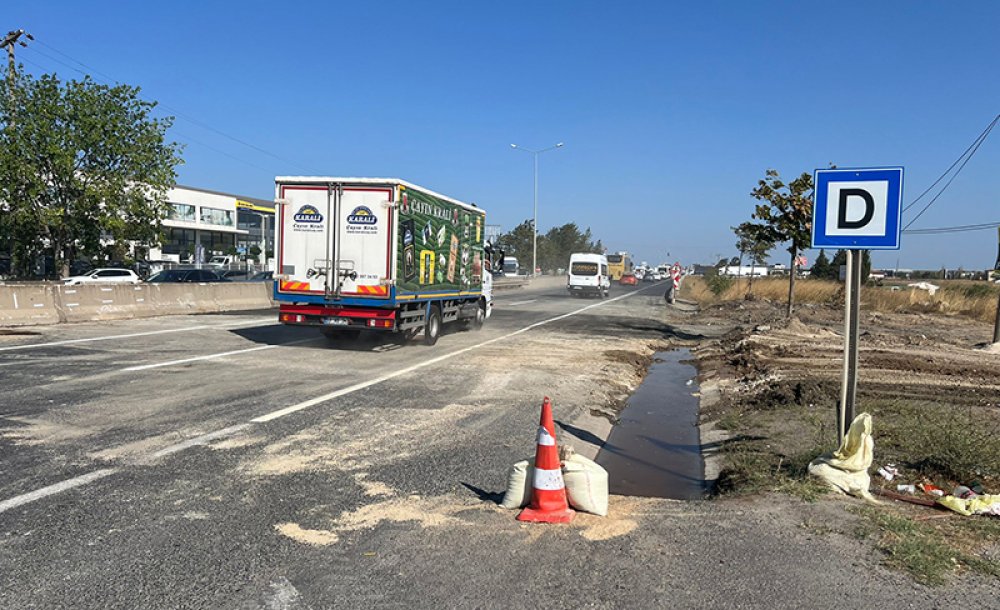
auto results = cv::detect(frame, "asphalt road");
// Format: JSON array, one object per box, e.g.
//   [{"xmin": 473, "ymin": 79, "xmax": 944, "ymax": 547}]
[
  {"xmin": 0, "ymin": 279, "xmax": 665, "ymax": 609},
  {"xmin": 4, "ymin": 279, "xmax": 987, "ymax": 609}
]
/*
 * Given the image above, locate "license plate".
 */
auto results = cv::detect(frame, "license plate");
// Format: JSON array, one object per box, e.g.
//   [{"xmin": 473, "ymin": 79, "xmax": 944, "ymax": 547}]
[{"xmin": 322, "ymin": 317, "xmax": 349, "ymax": 326}]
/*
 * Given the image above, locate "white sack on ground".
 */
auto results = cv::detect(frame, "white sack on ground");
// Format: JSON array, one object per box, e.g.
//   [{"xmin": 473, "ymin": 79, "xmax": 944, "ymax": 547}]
[
  {"xmin": 500, "ymin": 460, "xmax": 534, "ymax": 509},
  {"xmin": 563, "ymin": 454, "xmax": 609, "ymax": 516},
  {"xmin": 808, "ymin": 412, "xmax": 878, "ymax": 503}
]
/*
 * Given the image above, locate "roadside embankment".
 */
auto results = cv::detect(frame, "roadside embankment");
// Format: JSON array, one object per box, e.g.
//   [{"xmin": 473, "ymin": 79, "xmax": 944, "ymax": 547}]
[{"xmin": 0, "ymin": 282, "xmax": 273, "ymax": 327}]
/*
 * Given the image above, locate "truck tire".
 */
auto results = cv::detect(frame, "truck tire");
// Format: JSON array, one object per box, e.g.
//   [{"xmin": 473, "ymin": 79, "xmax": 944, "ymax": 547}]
[
  {"xmin": 423, "ymin": 306, "xmax": 442, "ymax": 346},
  {"xmin": 471, "ymin": 300, "xmax": 486, "ymax": 330}
]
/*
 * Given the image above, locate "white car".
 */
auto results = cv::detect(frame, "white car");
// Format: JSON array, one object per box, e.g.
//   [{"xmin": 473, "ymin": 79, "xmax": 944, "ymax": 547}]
[{"xmin": 63, "ymin": 268, "xmax": 141, "ymax": 286}]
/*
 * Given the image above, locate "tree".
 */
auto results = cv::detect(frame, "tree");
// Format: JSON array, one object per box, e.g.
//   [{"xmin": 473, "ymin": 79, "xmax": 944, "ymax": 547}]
[
  {"xmin": 750, "ymin": 169, "xmax": 814, "ymax": 318},
  {"xmin": 829, "ymin": 249, "xmax": 872, "ymax": 282},
  {"xmin": 733, "ymin": 221, "xmax": 775, "ymax": 297},
  {"xmin": 497, "ymin": 220, "xmax": 601, "ymax": 273},
  {"xmin": 0, "ymin": 70, "xmax": 182, "ymax": 277},
  {"xmin": 810, "ymin": 249, "xmax": 834, "ymax": 280}
]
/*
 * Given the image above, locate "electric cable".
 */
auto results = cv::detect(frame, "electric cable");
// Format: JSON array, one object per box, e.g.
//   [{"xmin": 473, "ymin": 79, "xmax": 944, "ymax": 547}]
[{"xmin": 22, "ymin": 41, "xmax": 316, "ymax": 175}]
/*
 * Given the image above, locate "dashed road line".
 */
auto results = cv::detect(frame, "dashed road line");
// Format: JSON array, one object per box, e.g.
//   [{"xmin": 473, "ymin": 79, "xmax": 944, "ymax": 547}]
[
  {"xmin": 0, "ymin": 285, "xmax": 657, "ymax": 514},
  {"xmin": 0, "ymin": 317, "xmax": 277, "ymax": 353}
]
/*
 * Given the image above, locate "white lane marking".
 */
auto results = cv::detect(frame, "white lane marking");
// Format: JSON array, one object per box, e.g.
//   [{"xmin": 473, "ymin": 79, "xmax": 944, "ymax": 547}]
[
  {"xmin": 0, "ymin": 317, "xmax": 277, "ymax": 353},
  {"xmin": 123, "ymin": 345, "xmax": 276, "ymax": 371},
  {"xmin": 143, "ymin": 424, "xmax": 252, "ymax": 461},
  {"xmin": 506, "ymin": 299, "xmax": 538, "ymax": 306},
  {"xmin": 252, "ymin": 285, "xmax": 653, "ymax": 423},
  {"xmin": 0, "ymin": 286, "xmax": 655, "ymax": 513},
  {"xmin": 0, "ymin": 468, "xmax": 118, "ymax": 515},
  {"xmin": 123, "ymin": 337, "xmax": 319, "ymax": 371}
]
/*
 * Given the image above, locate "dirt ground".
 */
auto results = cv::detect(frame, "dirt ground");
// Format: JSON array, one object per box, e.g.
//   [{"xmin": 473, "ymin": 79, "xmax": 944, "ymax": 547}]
[{"xmin": 681, "ymin": 291, "xmax": 1000, "ymax": 585}]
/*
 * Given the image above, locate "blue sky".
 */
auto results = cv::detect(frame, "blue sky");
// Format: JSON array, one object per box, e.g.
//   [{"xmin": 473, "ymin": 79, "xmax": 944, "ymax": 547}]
[{"xmin": 11, "ymin": 1, "xmax": 1000, "ymax": 269}]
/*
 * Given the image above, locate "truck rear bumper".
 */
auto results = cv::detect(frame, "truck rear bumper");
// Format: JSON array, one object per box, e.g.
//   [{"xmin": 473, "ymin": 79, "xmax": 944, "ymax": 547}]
[{"xmin": 278, "ymin": 303, "xmax": 397, "ymax": 331}]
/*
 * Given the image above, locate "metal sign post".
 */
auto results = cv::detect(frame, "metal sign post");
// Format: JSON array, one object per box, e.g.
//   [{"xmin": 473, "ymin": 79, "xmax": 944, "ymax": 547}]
[
  {"xmin": 837, "ymin": 250, "xmax": 864, "ymax": 441},
  {"xmin": 813, "ymin": 168, "xmax": 903, "ymax": 444}
]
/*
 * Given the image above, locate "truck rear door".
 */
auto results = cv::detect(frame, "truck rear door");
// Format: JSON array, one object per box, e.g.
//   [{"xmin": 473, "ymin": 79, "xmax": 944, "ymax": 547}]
[
  {"xmin": 276, "ymin": 183, "xmax": 393, "ymax": 299},
  {"xmin": 335, "ymin": 186, "xmax": 393, "ymax": 298},
  {"xmin": 276, "ymin": 185, "xmax": 330, "ymax": 296}
]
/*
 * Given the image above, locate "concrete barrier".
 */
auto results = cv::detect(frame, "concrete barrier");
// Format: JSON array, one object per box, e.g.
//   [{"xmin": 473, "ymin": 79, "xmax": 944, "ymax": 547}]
[
  {"xmin": 0, "ymin": 284, "xmax": 61, "ymax": 326},
  {"xmin": 56, "ymin": 283, "xmax": 147, "ymax": 323},
  {"xmin": 0, "ymin": 281, "xmax": 274, "ymax": 328}
]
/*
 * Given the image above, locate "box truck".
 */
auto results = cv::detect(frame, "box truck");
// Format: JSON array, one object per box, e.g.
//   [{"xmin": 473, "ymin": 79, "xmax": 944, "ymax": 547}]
[{"xmin": 273, "ymin": 177, "xmax": 493, "ymax": 345}]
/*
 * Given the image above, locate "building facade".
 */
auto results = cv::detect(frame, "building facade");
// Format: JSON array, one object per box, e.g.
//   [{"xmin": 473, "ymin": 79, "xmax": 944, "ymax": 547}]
[{"xmin": 150, "ymin": 185, "xmax": 274, "ymax": 266}]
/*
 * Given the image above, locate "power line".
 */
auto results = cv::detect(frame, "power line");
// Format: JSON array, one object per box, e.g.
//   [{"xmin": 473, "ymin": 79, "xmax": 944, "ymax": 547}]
[
  {"xmin": 902, "ymin": 114, "xmax": 1000, "ymax": 214},
  {"xmin": 21, "ymin": 39, "xmax": 316, "ymax": 175},
  {"xmin": 902, "ymin": 114, "xmax": 998, "ymax": 231},
  {"xmin": 903, "ymin": 220, "xmax": 1000, "ymax": 235}
]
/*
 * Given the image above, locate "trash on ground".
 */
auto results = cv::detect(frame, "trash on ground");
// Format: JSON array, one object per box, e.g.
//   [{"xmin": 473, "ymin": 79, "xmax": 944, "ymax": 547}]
[
  {"xmin": 919, "ymin": 483, "xmax": 945, "ymax": 497},
  {"xmin": 808, "ymin": 413, "xmax": 878, "ymax": 502},
  {"xmin": 896, "ymin": 484, "xmax": 916, "ymax": 494},
  {"xmin": 878, "ymin": 464, "xmax": 900, "ymax": 481},
  {"xmin": 937, "ymin": 494, "xmax": 1000, "ymax": 517},
  {"xmin": 907, "ymin": 281, "xmax": 940, "ymax": 295}
]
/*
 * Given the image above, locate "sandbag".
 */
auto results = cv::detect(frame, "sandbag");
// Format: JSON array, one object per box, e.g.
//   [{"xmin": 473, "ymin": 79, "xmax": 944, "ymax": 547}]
[
  {"xmin": 500, "ymin": 460, "xmax": 533, "ymax": 509},
  {"xmin": 563, "ymin": 454, "xmax": 609, "ymax": 516},
  {"xmin": 808, "ymin": 412, "xmax": 878, "ymax": 503}
]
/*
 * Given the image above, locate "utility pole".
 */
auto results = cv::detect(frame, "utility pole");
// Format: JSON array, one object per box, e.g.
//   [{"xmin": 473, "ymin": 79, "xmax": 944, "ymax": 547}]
[
  {"xmin": 2, "ymin": 29, "xmax": 33, "ymax": 126},
  {"xmin": 993, "ymin": 227, "xmax": 1000, "ymax": 344}
]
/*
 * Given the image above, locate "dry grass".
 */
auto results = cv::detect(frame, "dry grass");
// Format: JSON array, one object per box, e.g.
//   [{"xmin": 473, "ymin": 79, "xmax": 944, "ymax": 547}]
[{"xmin": 684, "ymin": 277, "xmax": 999, "ymax": 324}]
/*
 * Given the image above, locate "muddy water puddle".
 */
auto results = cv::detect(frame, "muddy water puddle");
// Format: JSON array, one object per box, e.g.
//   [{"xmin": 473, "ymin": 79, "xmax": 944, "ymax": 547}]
[{"xmin": 595, "ymin": 349, "xmax": 705, "ymax": 500}]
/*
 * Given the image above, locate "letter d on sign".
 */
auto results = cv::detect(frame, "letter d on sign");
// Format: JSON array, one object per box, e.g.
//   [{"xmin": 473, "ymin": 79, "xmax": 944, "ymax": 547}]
[{"xmin": 837, "ymin": 188, "xmax": 875, "ymax": 230}]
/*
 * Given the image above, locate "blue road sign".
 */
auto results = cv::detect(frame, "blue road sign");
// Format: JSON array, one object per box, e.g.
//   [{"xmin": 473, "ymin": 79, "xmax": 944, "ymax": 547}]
[{"xmin": 812, "ymin": 167, "xmax": 904, "ymax": 250}]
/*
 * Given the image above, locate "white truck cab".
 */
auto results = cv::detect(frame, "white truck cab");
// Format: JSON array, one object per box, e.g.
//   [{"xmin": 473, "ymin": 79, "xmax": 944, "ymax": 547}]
[{"xmin": 567, "ymin": 252, "xmax": 610, "ymax": 298}]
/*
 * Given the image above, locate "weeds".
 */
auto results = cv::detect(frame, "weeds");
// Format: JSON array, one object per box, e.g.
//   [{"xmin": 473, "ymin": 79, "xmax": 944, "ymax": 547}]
[
  {"xmin": 684, "ymin": 277, "xmax": 1000, "ymax": 324},
  {"xmin": 854, "ymin": 506, "xmax": 1000, "ymax": 585},
  {"xmin": 866, "ymin": 399, "xmax": 1000, "ymax": 486}
]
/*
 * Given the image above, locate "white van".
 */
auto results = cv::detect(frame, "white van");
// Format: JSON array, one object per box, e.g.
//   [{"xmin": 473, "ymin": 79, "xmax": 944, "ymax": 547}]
[{"xmin": 567, "ymin": 252, "xmax": 610, "ymax": 298}]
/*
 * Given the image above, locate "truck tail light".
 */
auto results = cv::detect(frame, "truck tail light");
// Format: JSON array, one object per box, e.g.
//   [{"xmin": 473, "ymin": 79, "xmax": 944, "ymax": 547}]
[
  {"xmin": 280, "ymin": 313, "xmax": 305, "ymax": 323},
  {"xmin": 368, "ymin": 319, "xmax": 394, "ymax": 328}
]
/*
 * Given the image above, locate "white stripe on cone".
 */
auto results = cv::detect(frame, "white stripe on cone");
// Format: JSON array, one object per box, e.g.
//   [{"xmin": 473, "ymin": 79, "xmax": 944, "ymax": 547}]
[
  {"xmin": 533, "ymin": 467, "xmax": 565, "ymax": 491},
  {"xmin": 536, "ymin": 426, "xmax": 556, "ymax": 446}
]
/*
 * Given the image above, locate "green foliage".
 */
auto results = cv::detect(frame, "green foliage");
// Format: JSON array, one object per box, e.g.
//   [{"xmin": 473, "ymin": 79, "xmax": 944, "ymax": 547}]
[
  {"xmin": 497, "ymin": 219, "xmax": 601, "ymax": 273},
  {"xmin": 829, "ymin": 249, "xmax": 872, "ymax": 282},
  {"xmin": 703, "ymin": 267, "xmax": 734, "ymax": 296},
  {"xmin": 749, "ymin": 169, "xmax": 816, "ymax": 315},
  {"xmin": 810, "ymin": 249, "xmax": 834, "ymax": 280},
  {"xmin": 0, "ymin": 69, "xmax": 182, "ymax": 277}
]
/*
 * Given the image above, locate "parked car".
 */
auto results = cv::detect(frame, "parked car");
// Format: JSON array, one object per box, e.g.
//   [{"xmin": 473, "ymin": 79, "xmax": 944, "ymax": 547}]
[
  {"xmin": 145, "ymin": 269, "xmax": 230, "ymax": 283},
  {"xmin": 222, "ymin": 269, "xmax": 250, "ymax": 281},
  {"xmin": 619, "ymin": 273, "xmax": 638, "ymax": 286},
  {"xmin": 63, "ymin": 268, "xmax": 141, "ymax": 286},
  {"xmin": 245, "ymin": 271, "xmax": 273, "ymax": 282}
]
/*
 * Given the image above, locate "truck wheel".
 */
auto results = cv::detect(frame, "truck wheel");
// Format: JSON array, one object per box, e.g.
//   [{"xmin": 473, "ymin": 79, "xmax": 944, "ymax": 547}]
[
  {"xmin": 423, "ymin": 306, "xmax": 442, "ymax": 346},
  {"xmin": 471, "ymin": 300, "xmax": 486, "ymax": 330}
]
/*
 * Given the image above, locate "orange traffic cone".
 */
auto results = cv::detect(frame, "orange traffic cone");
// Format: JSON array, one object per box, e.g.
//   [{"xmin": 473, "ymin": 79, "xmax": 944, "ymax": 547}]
[{"xmin": 517, "ymin": 397, "xmax": 575, "ymax": 523}]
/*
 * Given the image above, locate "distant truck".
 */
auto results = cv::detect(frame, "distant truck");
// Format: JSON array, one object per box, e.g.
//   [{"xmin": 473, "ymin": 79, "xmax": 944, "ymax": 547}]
[
  {"xmin": 502, "ymin": 257, "xmax": 520, "ymax": 277},
  {"xmin": 273, "ymin": 177, "xmax": 493, "ymax": 345},
  {"xmin": 720, "ymin": 265, "xmax": 769, "ymax": 277}
]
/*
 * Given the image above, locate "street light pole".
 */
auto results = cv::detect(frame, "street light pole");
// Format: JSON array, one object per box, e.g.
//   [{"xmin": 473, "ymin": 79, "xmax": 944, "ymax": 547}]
[{"xmin": 511, "ymin": 142, "xmax": 563, "ymax": 277}]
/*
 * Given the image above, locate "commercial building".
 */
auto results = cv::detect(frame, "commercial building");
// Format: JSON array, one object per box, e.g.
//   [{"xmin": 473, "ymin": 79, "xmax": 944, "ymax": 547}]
[{"xmin": 149, "ymin": 185, "xmax": 274, "ymax": 266}]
